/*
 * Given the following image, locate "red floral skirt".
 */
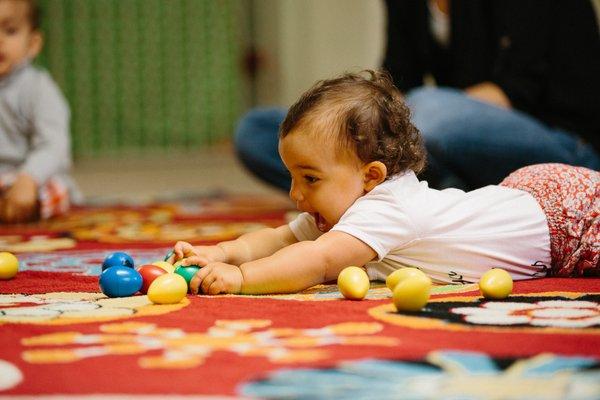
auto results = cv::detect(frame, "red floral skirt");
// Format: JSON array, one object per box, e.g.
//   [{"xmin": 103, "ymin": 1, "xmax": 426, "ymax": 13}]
[{"xmin": 500, "ymin": 163, "xmax": 599, "ymax": 277}]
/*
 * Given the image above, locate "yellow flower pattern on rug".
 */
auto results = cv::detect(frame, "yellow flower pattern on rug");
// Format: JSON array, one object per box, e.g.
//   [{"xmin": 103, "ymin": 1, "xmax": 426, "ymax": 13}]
[
  {"xmin": 21, "ymin": 320, "xmax": 399, "ymax": 368},
  {"xmin": 30, "ymin": 197, "xmax": 290, "ymax": 244},
  {"xmin": 0, "ymin": 235, "xmax": 76, "ymax": 252},
  {"xmin": 0, "ymin": 292, "xmax": 189, "ymax": 325},
  {"xmin": 65, "ymin": 209, "xmax": 270, "ymax": 243},
  {"xmin": 0, "ymin": 284, "xmax": 477, "ymax": 327}
]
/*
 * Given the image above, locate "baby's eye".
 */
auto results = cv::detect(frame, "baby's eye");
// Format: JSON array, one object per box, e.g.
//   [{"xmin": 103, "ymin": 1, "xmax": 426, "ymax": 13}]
[
  {"xmin": 5, "ymin": 27, "xmax": 18, "ymax": 35},
  {"xmin": 304, "ymin": 175, "xmax": 319, "ymax": 184}
]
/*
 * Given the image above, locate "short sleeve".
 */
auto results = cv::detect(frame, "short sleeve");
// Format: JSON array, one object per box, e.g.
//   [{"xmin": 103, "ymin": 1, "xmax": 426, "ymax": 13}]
[
  {"xmin": 288, "ymin": 212, "xmax": 323, "ymax": 241},
  {"xmin": 331, "ymin": 189, "xmax": 416, "ymax": 261}
]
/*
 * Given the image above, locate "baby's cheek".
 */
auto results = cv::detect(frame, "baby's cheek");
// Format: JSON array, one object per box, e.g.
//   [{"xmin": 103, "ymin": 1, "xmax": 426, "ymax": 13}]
[{"xmin": 329, "ymin": 207, "xmax": 346, "ymax": 225}]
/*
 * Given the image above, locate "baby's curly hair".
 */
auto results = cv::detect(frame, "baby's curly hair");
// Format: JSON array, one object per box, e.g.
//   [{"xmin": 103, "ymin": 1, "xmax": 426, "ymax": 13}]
[{"xmin": 280, "ymin": 70, "xmax": 426, "ymax": 177}]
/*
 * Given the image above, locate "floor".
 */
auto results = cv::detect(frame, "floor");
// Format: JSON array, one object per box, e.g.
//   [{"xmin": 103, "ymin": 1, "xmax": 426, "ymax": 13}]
[{"xmin": 71, "ymin": 144, "xmax": 289, "ymax": 205}]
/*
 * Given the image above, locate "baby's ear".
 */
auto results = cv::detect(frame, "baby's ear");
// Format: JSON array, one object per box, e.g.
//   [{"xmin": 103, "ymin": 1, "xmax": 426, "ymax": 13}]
[
  {"xmin": 362, "ymin": 161, "xmax": 387, "ymax": 192},
  {"xmin": 27, "ymin": 31, "xmax": 43, "ymax": 59}
]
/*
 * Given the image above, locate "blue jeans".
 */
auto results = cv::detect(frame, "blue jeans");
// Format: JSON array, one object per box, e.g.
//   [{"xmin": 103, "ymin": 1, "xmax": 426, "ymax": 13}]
[
  {"xmin": 234, "ymin": 107, "xmax": 291, "ymax": 191},
  {"xmin": 406, "ymin": 87, "xmax": 600, "ymax": 190},
  {"xmin": 234, "ymin": 88, "xmax": 600, "ymax": 191}
]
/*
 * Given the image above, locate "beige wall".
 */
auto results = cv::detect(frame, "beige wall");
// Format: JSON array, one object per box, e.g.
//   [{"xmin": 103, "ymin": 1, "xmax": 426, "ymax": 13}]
[{"xmin": 253, "ymin": 0, "xmax": 385, "ymax": 107}]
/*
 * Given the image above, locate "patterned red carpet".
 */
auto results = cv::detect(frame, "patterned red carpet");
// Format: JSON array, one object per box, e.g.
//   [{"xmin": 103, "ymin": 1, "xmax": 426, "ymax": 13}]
[{"xmin": 1, "ymin": 195, "xmax": 599, "ymax": 399}]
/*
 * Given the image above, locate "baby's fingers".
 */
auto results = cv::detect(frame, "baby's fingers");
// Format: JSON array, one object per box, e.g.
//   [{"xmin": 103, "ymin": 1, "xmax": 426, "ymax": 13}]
[
  {"xmin": 173, "ymin": 241, "xmax": 194, "ymax": 260},
  {"xmin": 207, "ymin": 280, "xmax": 226, "ymax": 295},
  {"xmin": 189, "ymin": 266, "xmax": 211, "ymax": 295},
  {"xmin": 200, "ymin": 270, "xmax": 219, "ymax": 295},
  {"xmin": 180, "ymin": 255, "xmax": 210, "ymax": 267}
]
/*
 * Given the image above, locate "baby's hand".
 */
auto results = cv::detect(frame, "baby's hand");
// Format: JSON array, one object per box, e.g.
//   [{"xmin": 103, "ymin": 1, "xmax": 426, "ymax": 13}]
[
  {"xmin": 189, "ymin": 262, "xmax": 243, "ymax": 295},
  {"xmin": 168, "ymin": 241, "xmax": 227, "ymax": 266},
  {"xmin": 0, "ymin": 174, "xmax": 38, "ymax": 223}
]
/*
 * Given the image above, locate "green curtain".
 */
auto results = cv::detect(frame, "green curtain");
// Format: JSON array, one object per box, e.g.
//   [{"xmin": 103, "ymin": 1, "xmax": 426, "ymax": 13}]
[{"xmin": 37, "ymin": 0, "xmax": 249, "ymax": 157}]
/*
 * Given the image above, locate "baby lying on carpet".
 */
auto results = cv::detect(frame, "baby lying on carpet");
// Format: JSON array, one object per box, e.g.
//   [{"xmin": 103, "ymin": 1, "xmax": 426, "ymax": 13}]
[{"xmin": 168, "ymin": 70, "xmax": 599, "ymax": 295}]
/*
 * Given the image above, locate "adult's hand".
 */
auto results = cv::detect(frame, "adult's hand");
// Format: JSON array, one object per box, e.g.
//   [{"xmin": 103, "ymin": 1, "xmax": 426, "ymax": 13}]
[{"xmin": 465, "ymin": 82, "xmax": 512, "ymax": 109}]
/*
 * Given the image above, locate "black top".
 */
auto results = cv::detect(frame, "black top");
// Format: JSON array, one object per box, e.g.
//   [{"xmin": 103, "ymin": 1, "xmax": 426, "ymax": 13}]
[{"xmin": 383, "ymin": 0, "xmax": 600, "ymax": 150}]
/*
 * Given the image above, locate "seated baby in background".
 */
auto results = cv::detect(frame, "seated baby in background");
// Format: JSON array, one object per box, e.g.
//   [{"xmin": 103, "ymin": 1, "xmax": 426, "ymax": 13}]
[
  {"xmin": 0, "ymin": 0, "xmax": 79, "ymax": 223},
  {"xmin": 168, "ymin": 70, "xmax": 600, "ymax": 295}
]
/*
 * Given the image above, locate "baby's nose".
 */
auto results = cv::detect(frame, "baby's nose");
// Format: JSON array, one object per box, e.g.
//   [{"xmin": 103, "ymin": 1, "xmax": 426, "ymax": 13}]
[{"xmin": 289, "ymin": 183, "xmax": 303, "ymax": 203}]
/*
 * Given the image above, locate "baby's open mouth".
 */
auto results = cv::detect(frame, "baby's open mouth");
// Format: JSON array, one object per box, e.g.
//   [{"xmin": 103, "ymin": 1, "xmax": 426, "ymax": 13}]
[{"xmin": 313, "ymin": 212, "xmax": 329, "ymax": 232}]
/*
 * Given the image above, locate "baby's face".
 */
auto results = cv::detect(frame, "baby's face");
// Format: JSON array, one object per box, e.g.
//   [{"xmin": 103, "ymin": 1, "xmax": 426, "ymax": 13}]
[
  {"xmin": 279, "ymin": 131, "xmax": 367, "ymax": 232},
  {"xmin": 0, "ymin": 0, "xmax": 40, "ymax": 77}
]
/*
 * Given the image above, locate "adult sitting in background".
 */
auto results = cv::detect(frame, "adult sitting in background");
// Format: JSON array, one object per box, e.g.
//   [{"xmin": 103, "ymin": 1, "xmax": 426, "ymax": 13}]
[
  {"xmin": 386, "ymin": 0, "xmax": 600, "ymax": 189},
  {"xmin": 234, "ymin": 0, "xmax": 600, "ymax": 192}
]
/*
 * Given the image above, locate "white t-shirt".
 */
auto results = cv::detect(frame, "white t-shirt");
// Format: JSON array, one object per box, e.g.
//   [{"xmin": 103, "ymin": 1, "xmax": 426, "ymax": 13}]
[{"xmin": 289, "ymin": 171, "xmax": 551, "ymax": 284}]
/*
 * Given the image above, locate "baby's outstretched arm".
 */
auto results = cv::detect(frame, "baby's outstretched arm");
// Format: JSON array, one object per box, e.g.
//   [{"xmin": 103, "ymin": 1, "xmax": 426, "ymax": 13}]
[
  {"xmin": 169, "ymin": 224, "xmax": 298, "ymax": 266},
  {"xmin": 235, "ymin": 231, "xmax": 376, "ymax": 294},
  {"xmin": 220, "ymin": 225, "xmax": 299, "ymax": 265}
]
